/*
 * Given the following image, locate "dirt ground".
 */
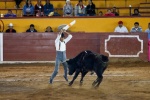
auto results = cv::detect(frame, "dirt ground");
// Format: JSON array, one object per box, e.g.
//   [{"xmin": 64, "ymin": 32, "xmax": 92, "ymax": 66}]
[{"xmin": 0, "ymin": 61, "xmax": 150, "ymax": 100}]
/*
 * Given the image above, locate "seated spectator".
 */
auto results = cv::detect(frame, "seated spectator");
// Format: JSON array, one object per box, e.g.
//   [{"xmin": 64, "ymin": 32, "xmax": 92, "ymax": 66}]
[
  {"xmin": 44, "ymin": 0, "xmax": 54, "ymax": 16},
  {"xmin": 74, "ymin": 0, "xmax": 86, "ymax": 16},
  {"xmin": 104, "ymin": 9, "xmax": 115, "ymax": 16},
  {"xmin": 63, "ymin": 0, "xmax": 73, "ymax": 17},
  {"xmin": 145, "ymin": 23, "xmax": 150, "ymax": 33},
  {"xmin": 98, "ymin": 11, "xmax": 103, "ymax": 16},
  {"xmin": 86, "ymin": 0, "xmax": 96, "ymax": 16},
  {"xmin": 5, "ymin": 23, "xmax": 16, "ymax": 33},
  {"xmin": 35, "ymin": 0, "xmax": 44, "ymax": 16},
  {"xmin": 4, "ymin": 9, "xmax": 16, "ymax": 17},
  {"xmin": 147, "ymin": 23, "xmax": 150, "ymax": 62},
  {"xmin": 26, "ymin": 24, "xmax": 37, "ymax": 32},
  {"xmin": 114, "ymin": 21, "xmax": 128, "ymax": 33},
  {"xmin": 45, "ymin": 26, "xmax": 53, "ymax": 32},
  {"xmin": 132, "ymin": 8, "xmax": 141, "ymax": 16},
  {"xmin": 112, "ymin": 7, "xmax": 119, "ymax": 16},
  {"xmin": 130, "ymin": 22, "xmax": 142, "ymax": 32},
  {"xmin": 15, "ymin": 0, "xmax": 23, "ymax": 8},
  {"xmin": 23, "ymin": 0, "xmax": 34, "ymax": 16}
]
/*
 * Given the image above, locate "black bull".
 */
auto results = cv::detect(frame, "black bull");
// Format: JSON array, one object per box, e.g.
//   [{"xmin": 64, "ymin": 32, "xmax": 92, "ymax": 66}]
[{"xmin": 66, "ymin": 50, "xmax": 109, "ymax": 87}]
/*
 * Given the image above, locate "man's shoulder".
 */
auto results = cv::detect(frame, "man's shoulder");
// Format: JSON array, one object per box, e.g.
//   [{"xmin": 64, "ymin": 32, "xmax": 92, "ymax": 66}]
[
  {"xmin": 115, "ymin": 26, "xmax": 120, "ymax": 29},
  {"xmin": 131, "ymin": 27, "xmax": 135, "ymax": 29},
  {"xmin": 122, "ymin": 26, "xmax": 127, "ymax": 28},
  {"xmin": 6, "ymin": 29, "xmax": 10, "ymax": 32},
  {"xmin": 138, "ymin": 27, "xmax": 142, "ymax": 29},
  {"xmin": 26, "ymin": 29, "xmax": 30, "ymax": 32},
  {"xmin": 13, "ymin": 29, "xmax": 16, "ymax": 31}
]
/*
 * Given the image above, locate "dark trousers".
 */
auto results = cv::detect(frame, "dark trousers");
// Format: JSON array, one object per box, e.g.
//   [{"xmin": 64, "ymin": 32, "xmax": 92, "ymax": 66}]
[{"xmin": 15, "ymin": 0, "xmax": 23, "ymax": 7}]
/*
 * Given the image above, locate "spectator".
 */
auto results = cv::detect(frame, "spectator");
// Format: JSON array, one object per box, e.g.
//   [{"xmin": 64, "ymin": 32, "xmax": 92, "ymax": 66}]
[
  {"xmin": 4, "ymin": 9, "xmax": 16, "ymax": 17},
  {"xmin": 114, "ymin": 21, "xmax": 128, "ymax": 33},
  {"xmin": 14, "ymin": 0, "xmax": 23, "ymax": 8},
  {"xmin": 112, "ymin": 7, "xmax": 119, "ymax": 16},
  {"xmin": 63, "ymin": 0, "xmax": 73, "ymax": 17},
  {"xmin": 35, "ymin": 0, "xmax": 44, "ymax": 16},
  {"xmin": 5, "ymin": 23, "xmax": 16, "ymax": 33},
  {"xmin": 146, "ymin": 23, "xmax": 150, "ymax": 61},
  {"xmin": 23, "ymin": 0, "xmax": 34, "ymax": 16},
  {"xmin": 44, "ymin": 0, "xmax": 54, "ymax": 16},
  {"xmin": 130, "ymin": 22, "xmax": 142, "ymax": 32},
  {"xmin": 26, "ymin": 24, "xmax": 37, "ymax": 32},
  {"xmin": 145, "ymin": 23, "xmax": 150, "ymax": 33},
  {"xmin": 132, "ymin": 8, "xmax": 141, "ymax": 16},
  {"xmin": 45, "ymin": 26, "xmax": 53, "ymax": 32},
  {"xmin": 98, "ymin": 11, "xmax": 103, "ymax": 16},
  {"xmin": 74, "ymin": 0, "xmax": 86, "ymax": 16},
  {"xmin": 104, "ymin": 9, "xmax": 115, "ymax": 16},
  {"xmin": 86, "ymin": 0, "xmax": 96, "ymax": 16}
]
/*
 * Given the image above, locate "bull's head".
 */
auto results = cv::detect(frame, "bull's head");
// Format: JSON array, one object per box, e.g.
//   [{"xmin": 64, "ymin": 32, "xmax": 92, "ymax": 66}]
[{"xmin": 66, "ymin": 59, "xmax": 77, "ymax": 75}]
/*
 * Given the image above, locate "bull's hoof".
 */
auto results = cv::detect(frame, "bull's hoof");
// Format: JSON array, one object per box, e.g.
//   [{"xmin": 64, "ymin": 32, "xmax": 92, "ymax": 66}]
[
  {"xmin": 68, "ymin": 81, "xmax": 73, "ymax": 86},
  {"xmin": 80, "ymin": 81, "xmax": 83, "ymax": 86},
  {"xmin": 93, "ymin": 83, "xmax": 99, "ymax": 88},
  {"xmin": 92, "ymin": 81, "xmax": 97, "ymax": 86}
]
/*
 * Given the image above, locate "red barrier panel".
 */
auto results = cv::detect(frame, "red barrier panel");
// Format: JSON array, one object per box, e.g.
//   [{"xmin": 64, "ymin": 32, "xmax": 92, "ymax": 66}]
[{"xmin": 3, "ymin": 32, "xmax": 148, "ymax": 61}]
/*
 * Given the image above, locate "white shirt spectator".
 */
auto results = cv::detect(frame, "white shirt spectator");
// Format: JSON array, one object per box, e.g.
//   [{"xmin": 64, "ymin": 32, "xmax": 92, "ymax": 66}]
[{"xmin": 114, "ymin": 26, "xmax": 128, "ymax": 33}]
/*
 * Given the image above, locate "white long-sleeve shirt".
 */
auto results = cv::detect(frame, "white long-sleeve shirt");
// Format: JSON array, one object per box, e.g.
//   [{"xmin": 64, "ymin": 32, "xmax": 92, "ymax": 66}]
[
  {"xmin": 55, "ymin": 34, "xmax": 72, "ymax": 51},
  {"xmin": 114, "ymin": 26, "xmax": 128, "ymax": 33}
]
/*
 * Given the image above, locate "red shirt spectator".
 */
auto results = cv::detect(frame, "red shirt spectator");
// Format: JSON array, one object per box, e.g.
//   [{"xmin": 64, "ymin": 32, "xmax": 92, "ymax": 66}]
[{"xmin": 104, "ymin": 9, "xmax": 115, "ymax": 16}]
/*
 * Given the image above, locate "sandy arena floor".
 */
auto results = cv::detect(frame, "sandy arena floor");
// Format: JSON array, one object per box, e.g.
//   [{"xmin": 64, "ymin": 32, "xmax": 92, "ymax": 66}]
[{"xmin": 0, "ymin": 62, "xmax": 150, "ymax": 100}]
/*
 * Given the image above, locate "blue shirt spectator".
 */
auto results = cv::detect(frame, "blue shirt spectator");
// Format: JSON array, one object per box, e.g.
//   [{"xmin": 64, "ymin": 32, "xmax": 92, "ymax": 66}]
[
  {"xmin": 23, "ymin": 0, "xmax": 34, "ymax": 16},
  {"xmin": 4, "ymin": 9, "xmax": 16, "ymax": 17},
  {"xmin": 44, "ymin": 0, "xmax": 54, "ymax": 16},
  {"xmin": 130, "ymin": 22, "xmax": 142, "ymax": 32},
  {"xmin": 145, "ymin": 23, "xmax": 150, "ymax": 40}
]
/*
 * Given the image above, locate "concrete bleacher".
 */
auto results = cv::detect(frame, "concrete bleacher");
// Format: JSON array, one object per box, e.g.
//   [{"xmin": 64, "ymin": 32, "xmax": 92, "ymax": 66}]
[
  {"xmin": 139, "ymin": 3, "xmax": 150, "ymax": 16},
  {"xmin": 0, "ymin": 0, "xmax": 150, "ymax": 33},
  {"xmin": 0, "ymin": 0, "xmax": 150, "ymax": 16}
]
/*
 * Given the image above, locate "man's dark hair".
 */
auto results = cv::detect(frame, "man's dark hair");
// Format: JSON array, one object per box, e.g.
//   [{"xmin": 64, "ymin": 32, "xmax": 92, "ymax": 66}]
[
  {"xmin": 79, "ymin": 0, "xmax": 82, "ymax": 2},
  {"xmin": 30, "ymin": 24, "xmax": 34, "ymax": 27},
  {"xmin": 134, "ymin": 22, "xmax": 139, "ymax": 25},
  {"xmin": 113, "ymin": 7, "xmax": 117, "ymax": 9},
  {"xmin": 61, "ymin": 33, "xmax": 65, "ymax": 38}
]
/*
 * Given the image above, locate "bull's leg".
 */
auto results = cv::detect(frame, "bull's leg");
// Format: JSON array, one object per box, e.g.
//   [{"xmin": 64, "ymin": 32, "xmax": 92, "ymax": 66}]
[
  {"xmin": 92, "ymin": 77, "xmax": 98, "ymax": 86},
  {"xmin": 92, "ymin": 70, "xmax": 103, "ymax": 87},
  {"xmin": 69, "ymin": 69, "xmax": 80, "ymax": 86},
  {"xmin": 95, "ymin": 76, "xmax": 103, "ymax": 87},
  {"xmin": 93, "ymin": 67, "xmax": 107, "ymax": 87},
  {"xmin": 80, "ymin": 70, "xmax": 88, "ymax": 84}
]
